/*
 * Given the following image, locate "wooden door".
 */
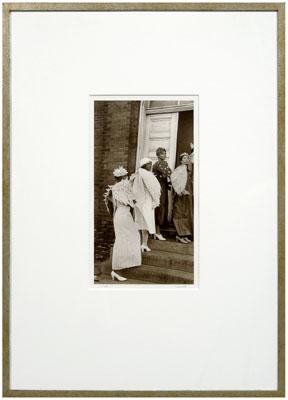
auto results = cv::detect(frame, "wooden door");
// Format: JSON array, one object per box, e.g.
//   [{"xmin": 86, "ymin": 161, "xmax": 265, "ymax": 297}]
[{"xmin": 136, "ymin": 112, "xmax": 179, "ymax": 169}]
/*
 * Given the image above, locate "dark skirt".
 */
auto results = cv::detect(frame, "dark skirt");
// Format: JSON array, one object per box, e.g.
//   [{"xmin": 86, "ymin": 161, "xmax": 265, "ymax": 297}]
[
  {"xmin": 155, "ymin": 180, "xmax": 169, "ymax": 226},
  {"xmin": 173, "ymin": 176, "xmax": 193, "ymax": 237}
]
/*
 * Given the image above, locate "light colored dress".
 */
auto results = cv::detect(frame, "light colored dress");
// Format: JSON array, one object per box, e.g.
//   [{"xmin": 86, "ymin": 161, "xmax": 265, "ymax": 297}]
[
  {"xmin": 110, "ymin": 179, "xmax": 141, "ymax": 271},
  {"xmin": 131, "ymin": 168, "xmax": 161, "ymax": 234},
  {"xmin": 134, "ymin": 190, "xmax": 155, "ymax": 234}
]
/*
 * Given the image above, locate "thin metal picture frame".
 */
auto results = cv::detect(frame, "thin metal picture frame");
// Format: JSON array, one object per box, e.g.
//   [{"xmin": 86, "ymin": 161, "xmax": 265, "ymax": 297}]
[{"xmin": 2, "ymin": 2, "xmax": 285, "ymax": 397}]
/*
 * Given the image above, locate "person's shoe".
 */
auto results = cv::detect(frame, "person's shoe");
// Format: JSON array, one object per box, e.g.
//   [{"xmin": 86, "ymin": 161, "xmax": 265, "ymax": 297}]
[
  {"xmin": 153, "ymin": 234, "xmax": 166, "ymax": 241},
  {"xmin": 184, "ymin": 237, "xmax": 192, "ymax": 243},
  {"xmin": 176, "ymin": 235, "xmax": 188, "ymax": 244},
  {"xmin": 141, "ymin": 244, "xmax": 151, "ymax": 252},
  {"xmin": 111, "ymin": 271, "xmax": 127, "ymax": 281}
]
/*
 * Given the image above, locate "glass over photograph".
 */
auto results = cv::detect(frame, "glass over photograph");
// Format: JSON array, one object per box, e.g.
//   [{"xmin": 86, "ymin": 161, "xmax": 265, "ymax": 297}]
[{"xmin": 94, "ymin": 99, "xmax": 195, "ymax": 285}]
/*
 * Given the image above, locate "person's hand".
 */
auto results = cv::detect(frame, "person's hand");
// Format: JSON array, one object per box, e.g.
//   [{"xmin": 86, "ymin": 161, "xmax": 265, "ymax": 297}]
[{"xmin": 183, "ymin": 190, "xmax": 190, "ymax": 195}]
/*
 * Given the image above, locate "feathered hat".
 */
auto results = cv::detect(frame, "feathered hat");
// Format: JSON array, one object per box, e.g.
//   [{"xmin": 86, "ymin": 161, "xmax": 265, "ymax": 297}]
[{"xmin": 113, "ymin": 166, "xmax": 128, "ymax": 177}]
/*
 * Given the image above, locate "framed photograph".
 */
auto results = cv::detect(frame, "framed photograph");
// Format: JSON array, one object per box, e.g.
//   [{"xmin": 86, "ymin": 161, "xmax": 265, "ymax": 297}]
[{"xmin": 3, "ymin": 2, "xmax": 285, "ymax": 397}]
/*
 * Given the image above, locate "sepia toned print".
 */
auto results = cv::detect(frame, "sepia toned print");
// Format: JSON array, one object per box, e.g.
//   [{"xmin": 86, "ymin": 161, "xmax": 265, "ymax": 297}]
[
  {"xmin": 2, "ymin": 3, "xmax": 284, "ymax": 397},
  {"xmin": 94, "ymin": 100, "xmax": 195, "ymax": 285}
]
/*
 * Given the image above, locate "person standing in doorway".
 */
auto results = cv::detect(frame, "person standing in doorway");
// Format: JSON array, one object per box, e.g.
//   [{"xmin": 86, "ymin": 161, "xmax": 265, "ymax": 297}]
[
  {"xmin": 152, "ymin": 147, "xmax": 172, "ymax": 240},
  {"xmin": 171, "ymin": 153, "xmax": 193, "ymax": 244}
]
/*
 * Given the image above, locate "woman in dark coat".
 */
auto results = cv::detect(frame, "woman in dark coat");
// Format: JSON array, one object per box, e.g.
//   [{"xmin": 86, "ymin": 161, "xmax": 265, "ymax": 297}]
[
  {"xmin": 152, "ymin": 147, "xmax": 172, "ymax": 240},
  {"xmin": 171, "ymin": 152, "xmax": 193, "ymax": 244}
]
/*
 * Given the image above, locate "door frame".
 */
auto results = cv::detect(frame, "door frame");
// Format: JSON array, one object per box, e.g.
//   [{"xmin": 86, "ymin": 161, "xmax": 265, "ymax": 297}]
[{"xmin": 136, "ymin": 101, "xmax": 194, "ymax": 168}]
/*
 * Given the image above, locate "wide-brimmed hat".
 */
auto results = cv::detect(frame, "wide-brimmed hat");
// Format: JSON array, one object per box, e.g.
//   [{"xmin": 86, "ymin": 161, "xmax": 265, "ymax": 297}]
[{"xmin": 139, "ymin": 157, "xmax": 152, "ymax": 167}]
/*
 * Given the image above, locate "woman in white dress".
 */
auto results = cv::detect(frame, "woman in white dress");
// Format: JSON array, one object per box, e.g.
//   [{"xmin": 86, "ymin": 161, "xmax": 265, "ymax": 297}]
[
  {"xmin": 131, "ymin": 158, "xmax": 161, "ymax": 252},
  {"xmin": 104, "ymin": 166, "xmax": 141, "ymax": 281}
]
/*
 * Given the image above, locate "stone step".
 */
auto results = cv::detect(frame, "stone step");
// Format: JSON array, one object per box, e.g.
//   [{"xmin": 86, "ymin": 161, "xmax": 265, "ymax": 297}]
[
  {"xmin": 120, "ymin": 264, "xmax": 193, "ymax": 284},
  {"xmin": 97, "ymin": 249, "xmax": 193, "ymax": 275},
  {"xmin": 95, "ymin": 274, "xmax": 153, "ymax": 285},
  {"xmin": 148, "ymin": 238, "xmax": 193, "ymax": 256},
  {"xmin": 142, "ymin": 249, "xmax": 193, "ymax": 272}
]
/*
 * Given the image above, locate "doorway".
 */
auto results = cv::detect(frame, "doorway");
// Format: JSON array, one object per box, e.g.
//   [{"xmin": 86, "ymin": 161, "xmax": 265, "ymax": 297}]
[{"xmin": 175, "ymin": 110, "xmax": 194, "ymax": 167}]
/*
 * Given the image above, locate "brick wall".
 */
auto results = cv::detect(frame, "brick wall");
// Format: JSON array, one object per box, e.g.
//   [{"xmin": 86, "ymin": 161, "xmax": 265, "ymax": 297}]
[{"xmin": 94, "ymin": 101, "xmax": 140, "ymax": 264}]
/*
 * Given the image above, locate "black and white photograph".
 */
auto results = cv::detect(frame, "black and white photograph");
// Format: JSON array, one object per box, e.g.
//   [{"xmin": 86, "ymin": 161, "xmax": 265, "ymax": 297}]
[
  {"xmin": 94, "ymin": 99, "xmax": 196, "ymax": 285},
  {"xmin": 3, "ymin": 2, "xmax": 284, "ymax": 395}
]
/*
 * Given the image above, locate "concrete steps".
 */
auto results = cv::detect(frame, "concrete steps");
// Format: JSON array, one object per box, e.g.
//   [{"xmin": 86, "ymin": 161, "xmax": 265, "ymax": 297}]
[
  {"xmin": 120, "ymin": 265, "xmax": 193, "ymax": 284},
  {"xmin": 95, "ymin": 274, "xmax": 154, "ymax": 285},
  {"xmin": 148, "ymin": 238, "xmax": 193, "ymax": 256},
  {"xmin": 95, "ymin": 238, "xmax": 194, "ymax": 285},
  {"xmin": 142, "ymin": 250, "xmax": 192, "ymax": 272}
]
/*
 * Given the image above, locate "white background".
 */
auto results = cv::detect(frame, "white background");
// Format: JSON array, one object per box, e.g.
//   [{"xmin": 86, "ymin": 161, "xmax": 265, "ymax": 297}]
[{"xmin": 9, "ymin": 9, "xmax": 278, "ymax": 391}]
